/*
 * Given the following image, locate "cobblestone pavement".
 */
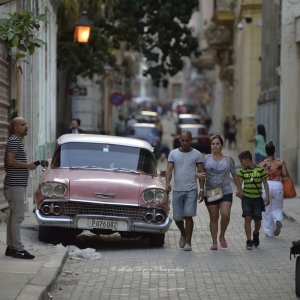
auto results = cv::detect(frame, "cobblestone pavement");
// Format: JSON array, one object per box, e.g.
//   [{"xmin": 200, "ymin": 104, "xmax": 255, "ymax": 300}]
[
  {"xmin": 51, "ymin": 117, "xmax": 300, "ymax": 300},
  {"xmin": 51, "ymin": 190, "xmax": 300, "ymax": 300}
]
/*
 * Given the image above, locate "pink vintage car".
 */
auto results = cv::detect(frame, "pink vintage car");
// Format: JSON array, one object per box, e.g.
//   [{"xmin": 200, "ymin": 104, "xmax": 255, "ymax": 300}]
[{"xmin": 34, "ymin": 134, "xmax": 171, "ymax": 247}]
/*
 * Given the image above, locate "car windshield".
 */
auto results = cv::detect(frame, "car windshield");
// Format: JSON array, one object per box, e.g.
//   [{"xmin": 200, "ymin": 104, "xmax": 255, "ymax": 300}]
[
  {"xmin": 51, "ymin": 142, "xmax": 156, "ymax": 174},
  {"xmin": 127, "ymin": 126, "xmax": 158, "ymax": 137},
  {"xmin": 136, "ymin": 115, "xmax": 156, "ymax": 123},
  {"xmin": 182, "ymin": 127, "xmax": 207, "ymax": 136},
  {"xmin": 179, "ymin": 118, "xmax": 200, "ymax": 124}
]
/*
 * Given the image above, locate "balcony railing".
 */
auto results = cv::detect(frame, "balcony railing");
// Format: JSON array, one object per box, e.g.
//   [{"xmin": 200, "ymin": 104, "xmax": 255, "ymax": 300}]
[{"xmin": 214, "ymin": 0, "xmax": 236, "ymax": 12}]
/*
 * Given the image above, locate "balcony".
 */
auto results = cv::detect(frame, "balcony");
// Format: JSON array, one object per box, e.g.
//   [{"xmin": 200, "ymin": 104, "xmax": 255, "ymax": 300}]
[{"xmin": 212, "ymin": 0, "xmax": 235, "ymax": 25}]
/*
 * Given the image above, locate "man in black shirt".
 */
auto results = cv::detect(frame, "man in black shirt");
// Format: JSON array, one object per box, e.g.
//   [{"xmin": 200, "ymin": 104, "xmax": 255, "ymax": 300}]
[{"xmin": 4, "ymin": 117, "xmax": 38, "ymax": 259}]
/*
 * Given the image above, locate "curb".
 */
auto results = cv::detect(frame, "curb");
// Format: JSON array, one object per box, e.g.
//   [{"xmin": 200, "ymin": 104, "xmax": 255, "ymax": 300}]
[{"xmin": 16, "ymin": 248, "xmax": 69, "ymax": 300}]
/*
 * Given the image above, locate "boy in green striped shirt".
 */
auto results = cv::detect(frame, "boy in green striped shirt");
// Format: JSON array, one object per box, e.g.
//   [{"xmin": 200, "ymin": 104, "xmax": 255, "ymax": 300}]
[{"xmin": 238, "ymin": 151, "xmax": 270, "ymax": 250}]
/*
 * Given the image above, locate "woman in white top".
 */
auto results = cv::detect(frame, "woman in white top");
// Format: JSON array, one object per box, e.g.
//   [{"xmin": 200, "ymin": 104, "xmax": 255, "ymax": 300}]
[{"xmin": 197, "ymin": 135, "xmax": 242, "ymax": 250}]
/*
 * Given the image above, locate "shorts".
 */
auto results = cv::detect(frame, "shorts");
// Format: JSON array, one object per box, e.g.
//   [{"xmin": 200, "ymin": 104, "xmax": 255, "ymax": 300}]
[
  {"xmin": 241, "ymin": 196, "xmax": 263, "ymax": 220},
  {"xmin": 204, "ymin": 193, "xmax": 233, "ymax": 206},
  {"xmin": 172, "ymin": 189, "xmax": 198, "ymax": 221}
]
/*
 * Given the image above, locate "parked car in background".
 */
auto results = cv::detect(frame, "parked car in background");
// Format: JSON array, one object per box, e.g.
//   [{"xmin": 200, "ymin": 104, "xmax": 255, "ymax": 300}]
[
  {"xmin": 136, "ymin": 111, "xmax": 158, "ymax": 123},
  {"xmin": 176, "ymin": 114, "xmax": 202, "ymax": 134},
  {"xmin": 124, "ymin": 123, "xmax": 161, "ymax": 152},
  {"xmin": 34, "ymin": 134, "xmax": 171, "ymax": 247},
  {"xmin": 173, "ymin": 124, "xmax": 211, "ymax": 154}
]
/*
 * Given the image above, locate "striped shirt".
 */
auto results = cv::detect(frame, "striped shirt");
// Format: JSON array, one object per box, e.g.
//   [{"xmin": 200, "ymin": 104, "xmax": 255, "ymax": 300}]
[
  {"xmin": 238, "ymin": 165, "xmax": 267, "ymax": 198},
  {"xmin": 4, "ymin": 135, "xmax": 29, "ymax": 186}
]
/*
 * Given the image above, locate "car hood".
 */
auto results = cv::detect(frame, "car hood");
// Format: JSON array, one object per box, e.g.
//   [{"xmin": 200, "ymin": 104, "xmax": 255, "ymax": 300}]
[{"xmin": 39, "ymin": 168, "xmax": 165, "ymax": 205}]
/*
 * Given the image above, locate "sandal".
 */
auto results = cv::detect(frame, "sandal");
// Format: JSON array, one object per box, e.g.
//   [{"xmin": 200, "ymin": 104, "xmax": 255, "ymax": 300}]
[
  {"xmin": 210, "ymin": 244, "xmax": 218, "ymax": 250},
  {"xmin": 219, "ymin": 238, "xmax": 228, "ymax": 249}
]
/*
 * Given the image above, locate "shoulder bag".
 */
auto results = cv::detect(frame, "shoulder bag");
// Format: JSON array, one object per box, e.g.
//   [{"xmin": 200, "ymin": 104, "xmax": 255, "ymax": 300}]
[
  {"xmin": 283, "ymin": 177, "xmax": 297, "ymax": 198},
  {"xmin": 207, "ymin": 156, "xmax": 229, "ymax": 202}
]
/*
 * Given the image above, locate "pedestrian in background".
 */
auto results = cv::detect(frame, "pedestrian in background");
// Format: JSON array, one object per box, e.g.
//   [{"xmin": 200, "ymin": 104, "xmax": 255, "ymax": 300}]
[
  {"xmin": 248, "ymin": 124, "xmax": 267, "ymax": 163},
  {"xmin": 67, "ymin": 119, "xmax": 84, "ymax": 134},
  {"xmin": 259, "ymin": 141, "xmax": 289, "ymax": 237},
  {"xmin": 4, "ymin": 117, "xmax": 38, "ymax": 259},
  {"xmin": 223, "ymin": 116, "xmax": 230, "ymax": 148},
  {"xmin": 165, "ymin": 131, "xmax": 205, "ymax": 251},
  {"xmin": 238, "ymin": 150, "xmax": 270, "ymax": 250},
  {"xmin": 126, "ymin": 115, "xmax": 137, "ymax": 127},
  {"xmin": 115, "ymin": 115, "xmax": 126, "ymax": 136},
  {"xmin": 197, "ymin": 135, "xmax": 242, "ymax": 250},
  {"xmin": 228, "ymin": 115, "xmax": 237, "ymax": 150}
]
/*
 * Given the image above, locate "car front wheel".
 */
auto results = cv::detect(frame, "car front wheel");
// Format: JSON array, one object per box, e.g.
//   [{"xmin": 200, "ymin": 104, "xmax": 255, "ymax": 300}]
[
  {"xmin": 38, "ymin": 225, "xmax": 54, "ymax": 243},
  {"xmin": 149, "ymin": 233, "xmax": 165, "ymax": 247}
]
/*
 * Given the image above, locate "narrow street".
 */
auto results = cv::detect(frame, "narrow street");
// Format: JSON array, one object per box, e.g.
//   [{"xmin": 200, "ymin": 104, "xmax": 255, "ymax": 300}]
[{"xmin": 51, "ymin": 118, "xmax": 300, "ymax": 300}]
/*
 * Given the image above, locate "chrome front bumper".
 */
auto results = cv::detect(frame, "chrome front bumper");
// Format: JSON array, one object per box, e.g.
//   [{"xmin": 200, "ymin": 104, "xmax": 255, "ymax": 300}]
[{"xmin": 35, "ymin": 210, "xmax": 172, "ymax": 234}]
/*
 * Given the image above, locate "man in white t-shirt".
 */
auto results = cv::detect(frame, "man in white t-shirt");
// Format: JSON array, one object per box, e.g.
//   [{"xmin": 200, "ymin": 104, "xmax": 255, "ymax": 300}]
[{"xmin": 165, "ymin": 131, "xmax": 205, "ymax": 251}]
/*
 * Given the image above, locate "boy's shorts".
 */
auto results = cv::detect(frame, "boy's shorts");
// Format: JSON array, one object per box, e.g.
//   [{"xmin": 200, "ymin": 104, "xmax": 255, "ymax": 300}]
[
  {"xmin": 241, "ymin": 196, "xmax": 263, "ymax": 220},
  {"xmin": 172, "ymin": 189, "xmax": 198, "ymax": 221}
]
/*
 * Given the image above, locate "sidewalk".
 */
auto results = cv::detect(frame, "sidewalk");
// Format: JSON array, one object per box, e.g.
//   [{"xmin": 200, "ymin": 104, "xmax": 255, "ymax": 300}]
[
  {"xmin": 224, "ymin": 147, "xmax": 300, "ymax": 224},
  {"xmin": 0, "ymin": 202, "xmax": 68, "ymax": 300}
]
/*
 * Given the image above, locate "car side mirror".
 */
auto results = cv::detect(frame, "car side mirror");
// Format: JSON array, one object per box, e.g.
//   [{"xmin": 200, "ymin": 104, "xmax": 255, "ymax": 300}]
[{"xmin": 41, "ymin": 160, "xmax": 49, "ymax": 167}]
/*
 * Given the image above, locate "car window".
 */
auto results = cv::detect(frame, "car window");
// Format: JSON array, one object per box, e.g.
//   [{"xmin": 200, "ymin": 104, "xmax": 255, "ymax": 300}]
[
  {"xmin": 179, "ymin": 118, "xmax": 200, "ymax": 124},
  {"xmin": 185, "ymin": 127, "xmax": 208, "ymax": 136},
  {"xmin": 136, "ymin": 115, "xmax": 156, "ymax": 123},
  {"xmin": 51, "ymin": 143, "xmax": 156, "ymax": 174},
  {"xmin": 127, "ymin": 127, "xmax": 158, "ymax": 137}
]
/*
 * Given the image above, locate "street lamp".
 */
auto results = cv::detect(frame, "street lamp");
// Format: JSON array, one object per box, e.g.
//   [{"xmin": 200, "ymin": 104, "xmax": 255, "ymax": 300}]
[{"xmin": 74, "ymin": 11, "xmax": 91, "ymax": 43}]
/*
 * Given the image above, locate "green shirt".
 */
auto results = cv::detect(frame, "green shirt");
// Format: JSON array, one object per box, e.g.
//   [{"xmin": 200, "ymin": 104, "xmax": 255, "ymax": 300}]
[
  {"xmin": 255, "ymin": 134, "xmax": 266, "ymax": 156},
  {"xmin": 238, "ymin": 165, "xmax": 267, "ymax": 198}
]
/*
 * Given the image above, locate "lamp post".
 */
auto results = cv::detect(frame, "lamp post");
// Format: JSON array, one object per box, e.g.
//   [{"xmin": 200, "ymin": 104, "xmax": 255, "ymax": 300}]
[{"xmin": 74, "ymin": 11, "xmax": 91, "ymax": 43}]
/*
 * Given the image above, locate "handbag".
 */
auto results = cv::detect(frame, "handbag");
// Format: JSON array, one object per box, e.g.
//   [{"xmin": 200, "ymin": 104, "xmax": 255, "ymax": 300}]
[
  {"xmin": 283, "ymin": 177, "xmax": 297, "ymax": 198},
  {"xmin": 206, "ymin": 156, "xmax": 229, "ymax": 202}
]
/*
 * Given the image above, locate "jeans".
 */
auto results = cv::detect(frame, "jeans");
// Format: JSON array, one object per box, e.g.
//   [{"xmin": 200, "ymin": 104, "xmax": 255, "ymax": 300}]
[{"xmin": 4, "ymin": 185, "xmax": 26, "ymax": 251}]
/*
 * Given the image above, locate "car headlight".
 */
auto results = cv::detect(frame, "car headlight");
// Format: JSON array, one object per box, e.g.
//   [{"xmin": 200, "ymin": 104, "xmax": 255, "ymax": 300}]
[
  {"xmin": 41, "ymin": 183, "xmax": 67, "ymax": 197},
  {"xmin": 143, "ymin": 190, "xmax": 155, "ymax": 203},
  {"xmin": 142, "ymin": 189, "xmax": 167, "ymax": 204}
]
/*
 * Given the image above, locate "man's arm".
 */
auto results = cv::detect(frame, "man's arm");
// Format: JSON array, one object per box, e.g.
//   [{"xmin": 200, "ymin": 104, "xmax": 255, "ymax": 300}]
[
  {"xmin": 7, "ymin": 152, "xmax": 37, "ymax": 171},
  {"xmin": 262, "ymin": 177, "xmax": 270, "ymax": 206},
  {"xmin": 165, "ymin": 162, "xmax": 174, "ymax": 193},
  {"xmin": 196, "ymin": 163, "xmax": 205, "ymax": 202}
]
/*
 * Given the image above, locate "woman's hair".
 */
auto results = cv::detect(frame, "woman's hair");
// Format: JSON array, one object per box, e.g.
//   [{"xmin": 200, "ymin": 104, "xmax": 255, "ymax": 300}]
[
  {"xmin": 257, "ymin": 124, "xmax": 266, "ymax": 142},
  {"xmin": 265, "ymin": 141, "xmax": 275, "ymax": 156},
  {"xmin": 211, "ymin": 135, "xmax": 223, "ymax": 145}
]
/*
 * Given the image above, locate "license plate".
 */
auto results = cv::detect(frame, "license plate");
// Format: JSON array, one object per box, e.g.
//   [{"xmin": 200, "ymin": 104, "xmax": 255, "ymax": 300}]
[{"xmin": 88, "ymin": 219, "xmax": 118, "ymax": 229}]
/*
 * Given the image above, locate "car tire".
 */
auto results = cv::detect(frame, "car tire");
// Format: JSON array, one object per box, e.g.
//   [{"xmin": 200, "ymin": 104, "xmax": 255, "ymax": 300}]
[
  {"xmin": 149, "ymin": 233, "xmax": 165, "ymax": 247},
  {"xmin": 38, "ymin": 225, "xmax": 54, "ymax": 243}
]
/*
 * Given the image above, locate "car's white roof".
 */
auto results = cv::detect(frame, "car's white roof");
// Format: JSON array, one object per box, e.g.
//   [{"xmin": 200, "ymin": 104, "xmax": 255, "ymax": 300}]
[
  {"xmin": 57, "ymin": 134, "xmax": 154, "ymax": 151},
  {"xmin": 131, "ymin": 123, "xmax": 156, "ymax": 127},
  {"xmin": 178, "ymin": 114, "xmax": 200, "ymax": 118},
  {"xmin": 140, "ymin": 111, "xmax": 158, "ymax": 116}
]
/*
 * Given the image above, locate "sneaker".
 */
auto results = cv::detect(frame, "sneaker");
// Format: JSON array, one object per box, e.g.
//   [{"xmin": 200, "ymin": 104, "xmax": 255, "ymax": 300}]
[
  {"xmin": 5, "ymin": 247, "xmax": 16, "ymax": 257},
  {"xmin": 219, "ymin": 238, "xmax": 228, "ymax": 249},
  {"xmin": 274, "ymin": 221, "xmax": 282, "ymax": 236},
  {"xmin": 246, "ymin": 240, "xmax": 253, "ymax": 250},
  {"xmin": 12, "ymin": 250, "xmax": 35, "ymax": 259},
  {"xmin": 184, "ymin": 244, "xmax": 192, "ymax": 251},
  {"xmin": 179, "ymin": 235, "xmax": 186, "ymax": 248},
  {"xmin": 210, "ymin": 244, "xmax": 218, "ymax": 250},
  {"xmin": 253, "ymin": 231, "xmax": 260, "ymax": 247}
]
